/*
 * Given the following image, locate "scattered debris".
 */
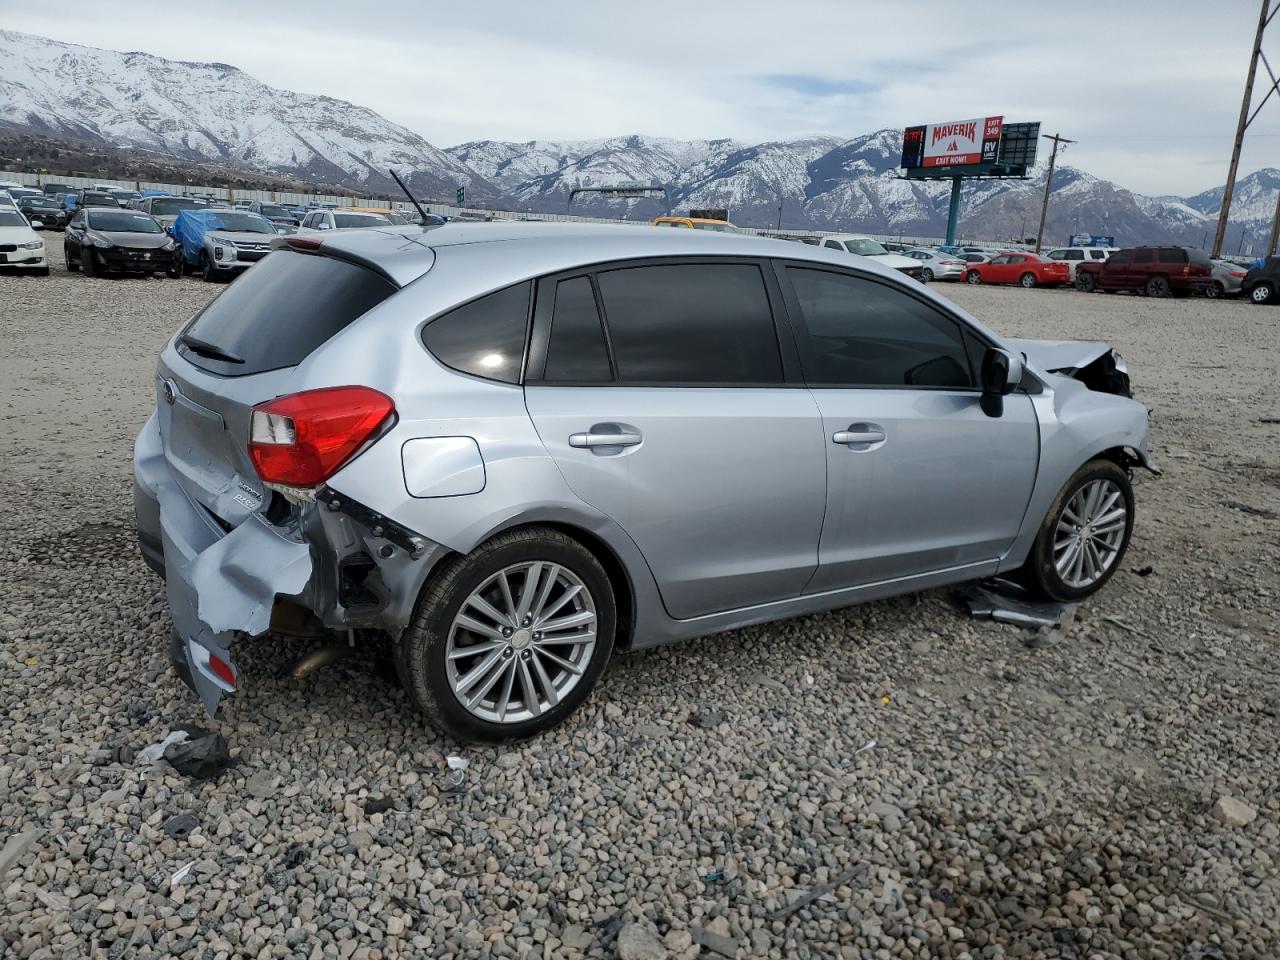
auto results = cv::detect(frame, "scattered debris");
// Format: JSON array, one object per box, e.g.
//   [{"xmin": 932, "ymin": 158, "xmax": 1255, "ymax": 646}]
[
  {"xmin": 34, "ymin": 888, "xmax": 69, "ymax": 912},
  {"xmin": 137, "ymin": 730, "xmax": 190, "ymax": 764},
  {"xmin": 164, "ymin": 726, "xmax": 232, "ymax": 780},
  {"xmin": 1212, "ymin": 795, "xmax": 1258, "ymax": 828},
  {"xmin": 1132, "ymin": 565, "xmax": 1155, "ymax": 577},
  {"xmin": 689, "ymin": 708, "xmax": 725, "ymax": 729},
  {"xmin": 1222, "ymin": 500, "xmax": 1279, "ymax": 520},
  {"xmin": 1257, "ymin": 417, "xmax": 1280, "ymax": 425},
  {"xmin": 690, "ymin": 925, "xmax": 740, "ymax": 958},
  {"xmin": 0, "ymin": 829, "xmax": 39, "ymax": 875},
  {"xmin": 162, "ymin": 813, "xmax": 199, "ymax": 839},
  {"xmin": 441, "ymin": 756, "xmax": 468, "ymax": 793},
  {"xmin": 364, "ymin": 796, "xmax": 395, "ymax": 815},
  {"xmin": 768, "ymin": 864, "xmax": 865, "ymax": 920},
  {"xmin": 959, "ymin": 579, "xmax": 1076, "ymax": 629},
  {"xmin": 704, "ymin": 869, "xmax": 725, "ymax": 882},
  {"xmin": 1022, "ymin": 628, "xmax": 1064, "ymax": 650},
  {"xmin": 285, "ymin": 636, "xmax": 352, "ymax": 680},
  {"xmin": 245, "ymin": 770, "xmax": 280, "ymax": 799},
  {"xmin": 169, "ymin": 861, "xmax": 195, "ymax": 887},
  {"xmin": 616, "ymin": 922, "xmax": 666, "ymax": 960},
  {"xmin": 90, "ymin": 744, "xmax": 135, "ymax": 765},
  {"xmin": 855, "ymin": 739, "xmax": 877, "ymax": 755},
  {"xmin": 282, "ymin": 844, "xmax": 307, "ymax": 869}
]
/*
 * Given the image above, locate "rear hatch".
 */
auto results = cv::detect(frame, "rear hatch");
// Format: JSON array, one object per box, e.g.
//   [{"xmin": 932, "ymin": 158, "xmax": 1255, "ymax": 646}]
[{"xmin": 157, "ymin": 248, "xmax": 400, "ymax": 527}]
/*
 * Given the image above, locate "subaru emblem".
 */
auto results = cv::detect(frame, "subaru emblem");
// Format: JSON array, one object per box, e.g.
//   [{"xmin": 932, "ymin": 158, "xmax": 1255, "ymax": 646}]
[{"xmin": 162, "ymin": 379, "xmax": 177, "ymax": 405}]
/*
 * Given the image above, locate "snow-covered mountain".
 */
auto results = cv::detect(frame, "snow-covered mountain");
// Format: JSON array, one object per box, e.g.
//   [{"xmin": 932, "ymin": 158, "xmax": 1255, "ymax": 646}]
[
  {"xmin": 0, "ymin": 29, "xmax": 1273, "ymax": 247},
  {"xmin": 0, "ymin": 30, "xmax": 497, "ymax": 200}
]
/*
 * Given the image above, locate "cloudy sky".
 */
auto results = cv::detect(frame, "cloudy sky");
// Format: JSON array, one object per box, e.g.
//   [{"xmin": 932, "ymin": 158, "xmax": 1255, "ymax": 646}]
[{"xmin": 3, "ymin": 0, "xmax": 1278, "ymax": 195}]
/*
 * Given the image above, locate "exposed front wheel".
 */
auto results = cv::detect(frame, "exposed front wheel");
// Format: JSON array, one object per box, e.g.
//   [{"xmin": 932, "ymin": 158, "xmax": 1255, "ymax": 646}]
[
  {"xmin": 1024, "ymin": 460, "xmax": 1134, "ymax": 602},
  {"xmin": 64, "ymin": 246, "xmax": 79, "ymax": 272},
  {"xmin": 200, "ymin": 253, "xmax": 217, "ymax": 282},
  {"xmin": 1019, "ymin": 272, "xmax": 1037, "ymax": 288},
  {"xmin": 1076, "ymin": 272, "xmax": 1096, "ymax": 292},
  {"xmin": 166, "ymin": 253, "xmax": 183, "ymax": 279},
  {"xmin": 1249, "ymin": 282, "xmax": 1274, "ymax": 304},
  {"xmin": 81, "ymin": 247, "xmax": 97, "ymax": 277},
  {"xmin": 966, "ymin": 271, "xmax": 981, "ymax": 284},
  {"xmin": 397, "ymin": 527, "xmax": 616, "ymax": 741},
  {"xmin": 922, "ymin": 268, "xmax": 934, "ymax": 282}
]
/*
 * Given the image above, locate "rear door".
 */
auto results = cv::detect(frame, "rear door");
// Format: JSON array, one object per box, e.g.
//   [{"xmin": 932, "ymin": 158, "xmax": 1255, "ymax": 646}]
[
  {"xmin": 523, "ymin": 258, "xmax": 826, "ymax": 620},
  {"xmin": 776, "ymin": 263, "xmax": 1038, "ymax": 590},
  {"xmin": 1131, "ymin": 248, "xmax": 1156, "ymax": 288}
]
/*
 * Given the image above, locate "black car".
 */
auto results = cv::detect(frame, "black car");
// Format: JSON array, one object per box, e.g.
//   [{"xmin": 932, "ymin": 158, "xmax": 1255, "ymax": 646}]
[
  {"xmin": 63, "ymin": 208, "xmax": 176, "ymax": 277},
  {"xmin": 245, "ymin": 200, "xmax": 300, "ymax": 227},
  {"xmin": 76, "ymin": 191, "xmax": 121, "ymax": 209},
  {"xmin": 42, "ymin": 182, "xmax": 76, "ymax": 197},
  {"xmin": 1242, "ymin": 256, "xmax": 1280, "ymax": 305},
  {"xmin": 17, "ymin": 197, "xmax": 68, "ymax": 231}
]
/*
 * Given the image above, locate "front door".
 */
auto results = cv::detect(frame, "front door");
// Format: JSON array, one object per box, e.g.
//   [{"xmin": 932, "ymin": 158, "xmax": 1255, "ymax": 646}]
[
  {"xmin": 524, "ymin": 261, "xmax": 826, "ymax": 620},
  {"xmin": 777, "ymin": 264, "xmax": 1039, "ymax": 590}
]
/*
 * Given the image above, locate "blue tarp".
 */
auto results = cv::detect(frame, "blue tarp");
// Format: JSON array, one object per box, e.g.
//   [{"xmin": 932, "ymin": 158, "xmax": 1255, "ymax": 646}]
[
  {"xmin": 173, "ymin": 209, "xmax": 229, "ymax": 263},
  {"xmin": 141, "ymin": 189, "xmax": 169, "ymax": 198}
]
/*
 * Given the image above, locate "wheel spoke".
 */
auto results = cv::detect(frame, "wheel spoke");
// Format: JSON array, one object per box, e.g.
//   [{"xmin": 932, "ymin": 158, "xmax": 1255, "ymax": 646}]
[
  {"xmin": 1095, "ymin": 490, "xmax": 1121, "ymax": 520},
  {"xmin": 466, "ymin": 593, "xmax": 513, "ymax": 629},
  {"xmin": 1093, "ymin": 506, "xmax": 1126, "ymax": 528},
  {"xmin": 1091, "ymin": 517, "xmax": 1126, "ymax": 538},
  {"xmin": 534, "ymin": 646, "xmax": 584, "ymax": 675},
  {"xmin": 535, "ymin": 584, "xmax": 582, "ymax": 625},
  {"xmin": 537, "ymin": 631, "xmax": 595, "ymax": 648},
  {"xmin": 515, "ymin": 562, "xmax": 544, "ymax": 623},
  {"xmin": 454, "ymin": 647, "xmax": 506, "ymax": 697},
  {"xmin": 539, "ymin": 609, "xmax": 596, "ymax": 633},
  {"xmin": 517, "ymin": 658, "xmax": 541, "ymax": 717},
  {"xmin": 455, "ymin": 613, "xmax": 506, "ymax": 641},
  {"xmin": 529, "ymin": 564, "xmax": 561, "ymax": 622},
  {"xmin": 495, "ymin": 659, "xmax": 518, "ymax": 722},
  {"xmin": 529, "ymin": 651, "xmax": 560, "ymax": 708},
  {"xmin": 496, "ymin": 569, "xmax": 517, "ymax": 620},
  {"xmin": 1056, "ymin": 540, "xmax": 1081, "ymax": 577},
  {"xmin": 464, "ymin": 654, "xmax": 511, "ymax": 708},
  {"xmin": 447, "ymin": 639, "xmax": 506, "ymax": 661},
  {"xmin": 1070, "ymin": 540, "xmax": 1087, "ymax": 584}
]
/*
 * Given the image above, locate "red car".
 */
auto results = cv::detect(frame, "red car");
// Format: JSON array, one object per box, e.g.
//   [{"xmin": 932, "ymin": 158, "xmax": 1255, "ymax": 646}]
[{"xmin": 963, "ymin": 252, "xmax": 1071, "ymax": 288}]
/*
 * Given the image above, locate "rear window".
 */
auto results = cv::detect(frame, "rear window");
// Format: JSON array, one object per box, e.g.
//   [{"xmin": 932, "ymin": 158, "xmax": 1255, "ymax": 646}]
[
  {"xmin": 1158, "ymin": 247, "xmax": 1188, "ymax": 264},
  {"xmin": 178, "ymin": 251, "xmax": 396, "ymax": 376},
  {"xmin": 334, "ymin": 213, "xmax": 390, "ymax": 229},
  {"xmin": 151, "ymin": 198, "xmax": 207, "ymax": 216},
  {"xmin": 421, "ymin": 282, "xmax": 532, "ymax": 384}
]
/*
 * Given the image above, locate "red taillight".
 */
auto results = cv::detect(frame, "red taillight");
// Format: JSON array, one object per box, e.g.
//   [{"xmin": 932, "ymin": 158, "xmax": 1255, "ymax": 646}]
[
  {"xmin": 286, "ymin": 236, "xmax": 324, "ymax": 251},
  {"xmin": 1230, "ymin": 271, "xmax": 1247, "ymax": 278},
  {"xmin": 209, "ymin": 654, "xmax": 237, "ymax": 689},
  {"xmin": 248, "ymin": 386, "xmax": 394, "ymax": 487}
]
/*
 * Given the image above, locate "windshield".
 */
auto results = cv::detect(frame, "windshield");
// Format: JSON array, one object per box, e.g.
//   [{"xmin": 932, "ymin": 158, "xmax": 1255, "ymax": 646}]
[
  {"xmin": 0, "ymin": 210, "xmax": 28, "ymax": 227},
  {"xmin": 81, "ymin": 194, "xmax": 120, "ymax": 207},
  {"xmin": 258, "ymin": 204, "xmax": 293, "ymax": 218},
  {"xmin": 387, "ymin": 213, "xmax": 409, "ymax": 225},
  {"xmin": 690, "ymin": 222, "xmax": 739, "ymax": 232},
  {"xmin": 23, "ymin": 199, "xmax": 58, "ymax": 208},
  {"xmin": 201, "ymin": 212, "xmax": 273, "ymax": 233},
  {"xmin": 334, "ymin": 213, "xmax": 390, "ymax": 229},
  {"xmin": 151, "ymin": 197, "xmax": 207, "ymax": 215},
  {"xmin": 88, "ymin": 211, "xmax": 163, "ymax": 233},
  {"xmin": 844, "ymin": 238, "xmax": 889, "ymax": 256}
]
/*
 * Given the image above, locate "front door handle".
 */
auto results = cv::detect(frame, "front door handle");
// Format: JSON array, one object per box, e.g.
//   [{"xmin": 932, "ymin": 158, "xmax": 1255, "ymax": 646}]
[
  {"xmin": 569, "ymin": 432, "xmax": 643, "ymax": 449},
  {"xmin": 833, "ymin": 424, "xmax": 887, "ymax": 446}
]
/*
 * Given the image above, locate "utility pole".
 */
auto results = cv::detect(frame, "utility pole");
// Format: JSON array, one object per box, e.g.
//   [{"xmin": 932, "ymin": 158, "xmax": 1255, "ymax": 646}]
[
  {"xmin": 1034, "ymin": 133, "xmax": 1074, "ymax": 254},
  {"xmin": 1214, "ymin": 0, "xmax": 1275, "ymax": 258},
  {"xmin": 1271, "ymin": 186, "xmax": 1280, "ymax": 256}
]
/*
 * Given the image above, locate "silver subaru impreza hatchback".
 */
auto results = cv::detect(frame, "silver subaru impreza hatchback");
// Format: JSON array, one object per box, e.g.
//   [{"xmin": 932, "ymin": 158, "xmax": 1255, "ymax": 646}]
[{"xmin": 134, "ymin": 222, "xmax": 1157, "ymax": 740}]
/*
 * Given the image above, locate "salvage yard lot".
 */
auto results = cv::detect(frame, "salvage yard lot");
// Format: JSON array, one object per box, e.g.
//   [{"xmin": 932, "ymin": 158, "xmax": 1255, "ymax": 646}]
[{"xmin": 2, "ymin": 236, "xmax": 1279, "ymax": 959}]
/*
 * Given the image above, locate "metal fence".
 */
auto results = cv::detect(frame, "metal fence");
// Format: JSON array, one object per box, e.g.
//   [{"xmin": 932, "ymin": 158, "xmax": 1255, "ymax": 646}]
[{"xmin": 1, "ymin": 167, "xmax": 975, "ymax": 248}]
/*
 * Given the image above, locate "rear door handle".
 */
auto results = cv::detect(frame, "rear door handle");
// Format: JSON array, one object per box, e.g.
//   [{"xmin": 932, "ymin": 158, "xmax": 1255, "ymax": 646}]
[
  {"xmin": 569, "ymin": 432, "xmax": 643, "ymax": 448},
  {"xmin": 833, "ymin": 425, "xmax": 886, "ymax": 446}
]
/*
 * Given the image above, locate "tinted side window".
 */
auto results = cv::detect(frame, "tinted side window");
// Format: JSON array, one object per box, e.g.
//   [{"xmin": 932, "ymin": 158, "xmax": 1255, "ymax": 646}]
[
  {"xmin": 422, "ymin": 282, "xmax": 531, "ymax": 384},
  {"xmin": 595, "ymin": 263, "xmax": 782, "ymax": 384},
  {"xmin": 543, "ymin": 276, "xmax": 612, "ymax": 382},
  {"xmin": 1134, "ymin": 249, "xmax": 1155, "ymax": 264},
  {"xmin": 1109, "ymin": 250, "xmax": 1133, "ymax": 264},
  {"xmin": 1159, "ymin": 247, "xmax": 1187, "ymax": 263},
  {"xmin": 786, "ymin": 268, "xmax": 972, "ymax": 389}
]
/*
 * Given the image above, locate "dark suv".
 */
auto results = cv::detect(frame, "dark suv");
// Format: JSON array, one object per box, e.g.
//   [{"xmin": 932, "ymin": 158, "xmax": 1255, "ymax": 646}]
[
  {"xmin": 1075, "ymin": 246, "xmax": 1213, "ymax": 297},
  {"xmin": 1241, "ymin": 256, "xmax": 1279, "ymax": 305}
]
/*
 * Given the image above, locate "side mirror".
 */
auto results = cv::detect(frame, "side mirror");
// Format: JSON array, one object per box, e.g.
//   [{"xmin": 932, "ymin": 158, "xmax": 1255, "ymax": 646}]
[
  {"xmin": 30, "ymin": 220, "xmax": 45, "ymax": 230},
  {"xmin": 980, "ymin": 347, "xmax": 1024, "ymax": 417}
]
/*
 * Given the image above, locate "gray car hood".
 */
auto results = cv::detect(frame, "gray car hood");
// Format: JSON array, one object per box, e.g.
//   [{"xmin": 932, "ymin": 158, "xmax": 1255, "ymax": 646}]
[{"xmin": 1003, "ymin": 337, "xmax": 1112, "ymax": 373}]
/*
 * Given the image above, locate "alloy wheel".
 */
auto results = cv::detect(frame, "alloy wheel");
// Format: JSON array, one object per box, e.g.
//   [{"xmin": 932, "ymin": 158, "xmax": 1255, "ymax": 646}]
[
  {"xmin": 1251, "ymin": 284, "xmax": 1273, "ymax": 304},
  {"xmin": 445, "ymin": 561, "xmax": 597, "ymax": 724},
  {"xmin": 1053, "ymin": 479, "xmax": 1127, "ymax": 589}
]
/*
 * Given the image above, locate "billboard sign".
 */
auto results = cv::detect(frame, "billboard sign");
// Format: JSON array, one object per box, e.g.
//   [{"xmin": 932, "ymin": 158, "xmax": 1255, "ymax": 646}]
[
  {"xmin": 901, "ymin": 116, "xmax": 1004, "ymax": 169},
  {"xmin": 1069, "ymin": 234, "xmax": 1116, "ymax": 248}
]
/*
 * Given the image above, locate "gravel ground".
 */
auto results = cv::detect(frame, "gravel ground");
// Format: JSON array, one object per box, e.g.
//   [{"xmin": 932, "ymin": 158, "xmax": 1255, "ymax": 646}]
[{"xmin": 2, "ymin": 238, "xmax": 1279, "ymax": 960}]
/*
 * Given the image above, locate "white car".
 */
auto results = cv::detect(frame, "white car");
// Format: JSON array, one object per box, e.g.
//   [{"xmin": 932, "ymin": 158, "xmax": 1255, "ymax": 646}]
[
  {"xmin": 817, "ymin": 233, "xmax": 926, "ymax": 281},
  {"xmin": 903, "ymin": 248, "xmax": 967, "ymax": 281},
  {"xmin": 296, "ymin": 209, "xmax": 393, "ymax": 234},
  {"xmin": 0, "ymin": 207, "xmax": 49, "ymax": 275},
  {"xmin": 1044, "ymin": 246, "xmax": 1117, "ymax": 282}
]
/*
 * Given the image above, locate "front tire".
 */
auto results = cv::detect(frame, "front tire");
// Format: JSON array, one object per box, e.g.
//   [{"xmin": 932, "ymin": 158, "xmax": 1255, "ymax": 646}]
[
  {"xmin": 1249, "ymin": 282, "xmax": 1275, "ymax": 304},
  {"xmin": 1019, "ymin": 272, "xmax": 1037, "ymax": 288},
  {"xmin": 966, "ymin": 271, "xmax": 982, "ymax": 284},
  {"xmin": 81, "ymin": 247, "xmax": 97, "ymax": 277},
  {"xmin": 64, "ymin": 245, "xmax": 79, "ymax": 272},
  {"xmin": 1076, "ymin": 272, "xmax": 1096, "ymax": 292},
  {"xmin": 200, "ymin": 253, "xmax": 217, "ymax": 282},
  {"xmin": 922, "ymin": 268, "xmax": 934, "ymax": 282},
  {"xmin": 397, "ymin": 527, "xmax": 616, "ymax": 741},
  {"xmin": 1024, "ymin": 460, "xmax": 1134, "ymax": 602}
]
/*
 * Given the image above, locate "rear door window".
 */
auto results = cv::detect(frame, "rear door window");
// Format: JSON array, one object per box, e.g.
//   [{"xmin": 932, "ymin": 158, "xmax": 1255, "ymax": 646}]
[
  {"xmin": 542, "ymin": 276, "xmax": 612, "ymax": 382},
  {"xmin": 1159, "ymin": 247, "xmax": 1188, "ymax": 264},
  {"xmin": 421, "ymin": 281, "xmax": 531, "ymax": 384},
  {"xmin": 1133, "ymin": 249, "xmax": 1155, "ymax": 264},
  {"xmin": 594, "ymin": 263, "xmax": 783, "ymax": 384},
  {"xmin": 179, "ymin": 251, "xmax": 397, "ymax": 377}
]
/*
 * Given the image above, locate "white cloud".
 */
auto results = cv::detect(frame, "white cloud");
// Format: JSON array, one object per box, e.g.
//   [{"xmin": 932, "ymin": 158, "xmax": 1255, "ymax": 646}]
[{"xmin": 1, "ymin": 0, "xmax": 1277, "ymax": 195}]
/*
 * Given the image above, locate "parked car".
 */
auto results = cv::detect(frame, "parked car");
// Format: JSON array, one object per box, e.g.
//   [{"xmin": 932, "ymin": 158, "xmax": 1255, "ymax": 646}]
[
  {"xmin": 16, "ymin": 195, "xmax": 68, "ymax": 231},
  {"xmin": 1074, "ymin": 246, "xmax": 1214, "ymax": 297},
  {"xmin": 42, "ymin": 182, "xmax": 76, "ymax": 197},
  {"xmin": 297, "ymin": 209, "xmax": 394, "ymax": 233},
  {"xmin": 1206, "ymin": 260, "xmax": 1248, "ymax": 299},
  {"xmin": 110, "ymin": 189, "xmax": 142, "ymax": 207},
  {"xmin": 817, "ymin": 234, "xmax": 926, "ymax": 280},
  {"xmin": 172, "ymin": 208, "xmax": 277, "ymax": 281},
  {"xmin": 135, "ymin": 195, "xmax": 210, "ymax": 230},
  {"xmin": 1241, "ymin": 256, "xmax": 1280, "ymax": 304},
  {"xmin": 133, "ymin": 223, "xmax": 1154, "ymax": 739},
  {"xmin": 964, "ymin": 252, "xmax": 1071, "ymax": 288},
  {"xmin": 0, "ymin": 191, "xmax": 16, "ymax": 208},
  {"xmin": 902, "ymin": 248, "xmax": 966, "ymax": 281},
  {"xmin": 76, "ymin": 190, "xmax": 121, "ymax": 209},
  {"xmin": 958, "ymin": 253, "xmax": 990, "ymax": 264},
  {"xmin": 1044, "ymin": 246, "xmax": 1117, "ymax": 282},
  {"xmin": 63, "ymin": 208, "xmax": 174, "ymax": 276},
  {"xmin": 0, "ymin": 206, "xmax": 49, "ymax": 275},
  {"xmin": 5, "ymin": 186, "xmax": 45, "ymax": 205},
  {"xmin": 650, "ymin": 216, "xmax": 739, "ymax": 232},
  {"xmin": 244, "ymin": 200, "xmax": 301, "ymax": 228}
]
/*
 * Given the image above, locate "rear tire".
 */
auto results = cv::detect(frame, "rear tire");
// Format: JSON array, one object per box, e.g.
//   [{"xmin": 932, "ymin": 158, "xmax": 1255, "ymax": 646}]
[
  {"xmin": 1023, "ymin": 459, "xmax": 1134, "ymax": 603},
  {"xmin": 922, "ymin": 268, "xmax": 934, "ymax": 282},
  {"xmin": 1249, "ymin": 282, "xmax": 1275, "ymax": 304},
  {"xmin": 397, "ymin": 527, "xmax": 616, "ymax": 741},
  {"xmin": 1205, "ymin": 281, "xmax": 1224, "ymax": 299},
  {"xmin": 1019, "ymin": 272, "xmax": 1037, "ymax": 288},
  {"xmin": 1144, "ymin": 275, "xmax": 1171, "ymax": 298}
]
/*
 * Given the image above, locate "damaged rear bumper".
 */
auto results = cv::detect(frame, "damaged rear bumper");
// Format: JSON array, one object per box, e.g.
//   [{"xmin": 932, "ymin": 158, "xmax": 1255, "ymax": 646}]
[{"xmin": 133, "ymin": 411, "xmax": 447, "ymax": 715}]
